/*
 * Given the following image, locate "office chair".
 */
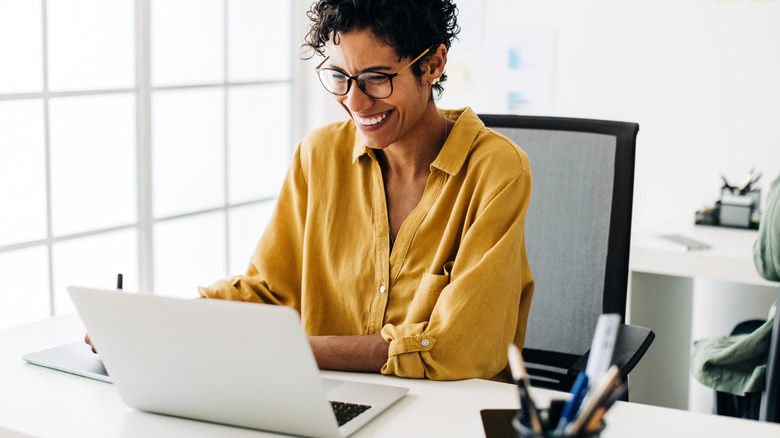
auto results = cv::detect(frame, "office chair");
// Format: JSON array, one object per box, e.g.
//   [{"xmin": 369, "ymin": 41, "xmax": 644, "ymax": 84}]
[
  {"xmin": 760, "ymin": 286, "xmax": 780, "ymax": 422},
  {"xmin": 479, "ymin": 114, "xmax": 655, "ymax": 398}
]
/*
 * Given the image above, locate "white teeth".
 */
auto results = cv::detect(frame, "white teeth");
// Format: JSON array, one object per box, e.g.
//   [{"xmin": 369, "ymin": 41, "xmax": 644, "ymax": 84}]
[{"xmin": 356, "ymin": 113, "xmax": 387, "ymax": 126}]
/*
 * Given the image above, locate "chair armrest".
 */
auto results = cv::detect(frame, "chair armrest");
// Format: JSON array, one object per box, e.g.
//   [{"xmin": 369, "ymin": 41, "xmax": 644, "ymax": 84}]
[
  {"xmin": 569, "ymin": 324, "xmax": 655, "ymax": 379},
  {"xmin": 522, "ymin": 325, "xmax": 654, "ymax": 395}
]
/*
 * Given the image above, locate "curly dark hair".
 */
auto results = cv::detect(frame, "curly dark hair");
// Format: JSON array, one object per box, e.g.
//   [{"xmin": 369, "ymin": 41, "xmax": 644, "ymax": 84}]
[{"xmin": 303, "ymin": 0, "xmax": 460, "ymax": 98}]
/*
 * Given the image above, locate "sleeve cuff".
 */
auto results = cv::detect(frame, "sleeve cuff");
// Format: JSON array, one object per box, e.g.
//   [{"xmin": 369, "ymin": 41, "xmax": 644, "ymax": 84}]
[{"xmin": 380, "ymin": 323, "xmax": 436, "ymax": 378}]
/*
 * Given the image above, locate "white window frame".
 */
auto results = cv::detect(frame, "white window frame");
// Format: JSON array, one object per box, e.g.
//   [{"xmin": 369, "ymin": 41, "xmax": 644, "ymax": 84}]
[{"xmin": 0, "ymin": 0, "xmax": 303, "ymax": 317}]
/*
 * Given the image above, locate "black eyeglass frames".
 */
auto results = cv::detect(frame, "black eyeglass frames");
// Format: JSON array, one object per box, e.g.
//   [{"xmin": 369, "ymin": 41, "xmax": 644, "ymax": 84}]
[{"xmin": 315, "ymin": 48, "xmax": 430, "ymax": 99}]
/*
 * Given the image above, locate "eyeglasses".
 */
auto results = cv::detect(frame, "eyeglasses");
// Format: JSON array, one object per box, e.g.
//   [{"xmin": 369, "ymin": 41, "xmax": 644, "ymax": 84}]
[{"xmin": 315, "ymin": 48, "xmax": 430, "ymax": 99}]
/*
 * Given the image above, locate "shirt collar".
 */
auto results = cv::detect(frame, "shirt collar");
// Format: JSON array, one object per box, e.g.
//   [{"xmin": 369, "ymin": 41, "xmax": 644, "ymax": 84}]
[
  {"xmin": 430, "ymin": 107, "xmax": 482, "ymax": 176},
  {"xmin": 351, "ymin": 107, "xmax": 483, "ymax": 175}
]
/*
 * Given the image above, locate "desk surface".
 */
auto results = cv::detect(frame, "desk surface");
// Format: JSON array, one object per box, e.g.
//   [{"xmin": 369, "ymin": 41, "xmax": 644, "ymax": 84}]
[
  {"xmin": 3, "ymin": 314, "xmax": 780, "ymax": 437},
  {"xmin": 630, "ymin": 222, "xmax": 778, "ymax": 287}
]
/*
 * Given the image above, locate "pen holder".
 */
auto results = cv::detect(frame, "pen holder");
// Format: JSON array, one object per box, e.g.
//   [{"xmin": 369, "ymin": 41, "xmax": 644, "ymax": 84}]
[
  {"xmin": 696, "ymin": 188, "xmax": 761, "ymax": 229},
  {"xmin": 512, "ymin": 408, "xmax": 605, "ymax": 438},
  {"xmin": 718, "ymin": 190, "xmax": 759, "ymax": 229}
]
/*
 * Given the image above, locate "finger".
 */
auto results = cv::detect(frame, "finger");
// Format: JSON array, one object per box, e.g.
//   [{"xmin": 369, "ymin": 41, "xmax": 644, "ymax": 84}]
[{"xmin": 84, "ymin": 333, "xmax": 97, "ymax": 354}]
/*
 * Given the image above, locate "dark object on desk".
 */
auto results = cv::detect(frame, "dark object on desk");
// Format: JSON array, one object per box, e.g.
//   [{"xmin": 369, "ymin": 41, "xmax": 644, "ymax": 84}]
[
  {"xmin": 481, "ymin": 409, "xmax": 522, "ymax": 438},
  {"xmin": 480, "ymin": 114, "xmax": 654, "ymax": 399},
  {"xmin": 481, "ymin": 408, "xmax": 604, "ymax": 438},
  {"xmin": 695, "ymin": 203, "xmax": 761, "ymax": 230},
  {"xmin": 695, "ymin": 174, "xmax": 762, "ymax": 229}
]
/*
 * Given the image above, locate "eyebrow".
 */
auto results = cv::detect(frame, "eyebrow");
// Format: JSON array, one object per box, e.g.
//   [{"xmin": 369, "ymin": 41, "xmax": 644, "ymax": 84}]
[
  {"xmin": 335, "ymin": 65, "xmax": 395, "ymax": 75},
  {"xmin": 318, "ymin": 57, "xmax": 395, "ymax": 74}
]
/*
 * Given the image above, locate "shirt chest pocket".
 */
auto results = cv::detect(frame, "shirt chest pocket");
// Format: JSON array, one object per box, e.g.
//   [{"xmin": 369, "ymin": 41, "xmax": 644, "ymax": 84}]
[
  {"xmin": 404, "ymin": 261, "xmax": 454, "ymax": 323},
  {"xmin": 419, "ymin": 260, "xmax": 454, "ymax": 290},
  {"xmin": 419, "ymin": 272, "xmax": 449, "ymax": 293}
]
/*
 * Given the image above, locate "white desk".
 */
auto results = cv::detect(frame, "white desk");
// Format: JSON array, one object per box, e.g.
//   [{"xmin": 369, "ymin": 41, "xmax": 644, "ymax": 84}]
[
  {"xmin": 3, "ymin": 314, "xmax": 780, "ymax": 437},
  {"xmin": 628, "ymin": 223, "xmax": 779, "ymax": 411},
  {"xmin": 630, "ymin": 223, "xmax": 776, "ymax": 287}
]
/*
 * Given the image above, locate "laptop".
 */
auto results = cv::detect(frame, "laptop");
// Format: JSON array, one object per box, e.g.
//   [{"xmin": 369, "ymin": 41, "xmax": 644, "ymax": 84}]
[{"xmin": 65, "ymin": 286, "xmax": 408, "ymax": 438}]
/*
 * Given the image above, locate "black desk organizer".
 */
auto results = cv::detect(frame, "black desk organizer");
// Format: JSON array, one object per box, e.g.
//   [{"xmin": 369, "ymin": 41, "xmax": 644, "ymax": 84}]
[{"xmin": 696, "ymin": 187, "xmax": 760, "ymax": 230}]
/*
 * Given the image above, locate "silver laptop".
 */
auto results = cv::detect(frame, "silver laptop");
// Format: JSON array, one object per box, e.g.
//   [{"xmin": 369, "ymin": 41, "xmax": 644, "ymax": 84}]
[{"xmin": 66, "ymin": 286, "xmax": 408, "ymax": 438}]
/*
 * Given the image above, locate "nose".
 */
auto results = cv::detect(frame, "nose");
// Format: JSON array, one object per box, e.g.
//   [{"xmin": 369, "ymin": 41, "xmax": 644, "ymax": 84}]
[{"xmin": 340, "ymin": 80, "xmax": 374, "ymax": 113}]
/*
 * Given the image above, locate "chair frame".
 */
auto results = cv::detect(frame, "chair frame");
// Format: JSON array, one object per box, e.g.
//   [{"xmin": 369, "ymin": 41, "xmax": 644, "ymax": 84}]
[{"xmin": 479, "ymin": 114, "xmax": 651, "ymax": 394}]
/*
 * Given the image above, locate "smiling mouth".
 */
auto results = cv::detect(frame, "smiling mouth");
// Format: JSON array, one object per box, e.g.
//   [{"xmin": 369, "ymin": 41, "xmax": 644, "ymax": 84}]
[{"xmin": 354, "ymin": 111, "xmax": 389, "ymax": 126}]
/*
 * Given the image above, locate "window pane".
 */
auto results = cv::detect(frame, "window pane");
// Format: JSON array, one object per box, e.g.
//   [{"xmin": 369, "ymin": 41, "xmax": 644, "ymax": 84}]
[
  {"xmin": 52, "ymin": 228, "xmax": 138, "ymax": 315},
  {"xmin": 153, "ymin": 88, "xmax": 225, "ymax": 218},
  {"xmin": 154, "ymin": 212, "xmax": 226, "ymax": 299},
  {"xmin": 0, "ymin": 246, "xmax": 50, "ymax": 329},
  {"xmin": 49, "ymin": 93, "xmax": 137, "ymax": 236},
  {"xmin": 0, "ymin": 1, "xmax": 42, "ymax": 93},
  {"xmin": 0, "ymin": 100, "xmax": 47, "ymax": 246},
  {"xmin": 47, "ymin": 0, "xmax": 134, "ymax": 91},
  {"xmin": 227, "ymin": 84, "xmax": 290, "ymax": 203},
  {"xmin": 227, "ymin": 0, "xmax": 291, "ymax": 82},
  {"xmin": 152, "ymin": 0, "xmax": 225, "ymax": 87},
  {"xmin": 227, "ymin": 201, "xmax": 274, "ymax": 275}
]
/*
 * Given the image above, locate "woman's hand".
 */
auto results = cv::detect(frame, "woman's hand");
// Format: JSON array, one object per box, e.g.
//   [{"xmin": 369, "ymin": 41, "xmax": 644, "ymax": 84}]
[{"xmin": 84, "ymin": 333, "xmax": 98, "ymax": 354}]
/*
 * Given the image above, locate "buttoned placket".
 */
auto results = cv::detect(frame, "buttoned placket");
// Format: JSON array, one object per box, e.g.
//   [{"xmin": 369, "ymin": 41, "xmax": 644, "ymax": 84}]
[{"xmin": 366, "ymin": 156, "xmax": 392, "ymax": 336}]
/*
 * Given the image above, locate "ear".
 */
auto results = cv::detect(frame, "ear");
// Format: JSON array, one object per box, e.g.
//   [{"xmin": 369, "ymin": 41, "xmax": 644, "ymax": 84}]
[{"xmin": 424, "ymin": 44, "xmax": 448, "ymax": 84}]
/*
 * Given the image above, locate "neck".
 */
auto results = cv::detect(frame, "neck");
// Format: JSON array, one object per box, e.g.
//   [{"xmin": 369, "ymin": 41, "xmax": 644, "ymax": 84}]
[{"xmin": 378, "ymin": 108, "xmax": 450, "ymax": 180}]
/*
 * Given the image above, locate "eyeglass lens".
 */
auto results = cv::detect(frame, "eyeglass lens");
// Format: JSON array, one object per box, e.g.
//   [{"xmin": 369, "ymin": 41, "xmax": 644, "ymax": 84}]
[{"xmin": 317, "ymin": 69, "xmax": 393, "ymax": 99}]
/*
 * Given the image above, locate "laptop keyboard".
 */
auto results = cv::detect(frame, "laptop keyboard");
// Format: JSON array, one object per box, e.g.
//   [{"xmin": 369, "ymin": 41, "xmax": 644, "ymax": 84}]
[{"xmin": 330, "ymin": 401, "xmax": 372, "ymax": 426}]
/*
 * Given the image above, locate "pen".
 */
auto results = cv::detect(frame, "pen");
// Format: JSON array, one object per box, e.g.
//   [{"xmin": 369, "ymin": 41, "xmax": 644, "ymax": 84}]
[
  {"xmin": 566, "ymin": 365, "xmax": 620, "ymax": 436},
  {"xmin": 554, "ymin": 371, "xmax": 589, "ymax": 434},
  {"xmin": 116, "ymin": 273, "xmax": 123, "ymax": 291},
  {"xmin": 582, "ymin": 382, "xmax": 626, "ymax": 434},
  {"xmin": 740, "ymin": 173, "xmax": 761, "ymax": 195},
  {"xmin": 721, "ymin": 175, "xmax": 733, "ymax": 193},
  {"xmin": 507, "ymin": 343, "xmax": 543, "ymax": 434},
  {"xmin": 736, "ymin": 168, "xmax": 756, "ymax": 194}
]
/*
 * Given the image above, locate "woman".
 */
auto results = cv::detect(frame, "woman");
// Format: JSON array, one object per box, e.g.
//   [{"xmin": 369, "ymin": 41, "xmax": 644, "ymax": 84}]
[{"xmin": 199, "ymin": 0, "xmax": 534, "ymax": 381}]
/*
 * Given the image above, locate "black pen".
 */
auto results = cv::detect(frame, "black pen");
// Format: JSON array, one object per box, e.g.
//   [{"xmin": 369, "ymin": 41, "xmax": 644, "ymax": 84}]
[
  {"xmin": 116, "ymin": 273, "xmax": 123, "ymax": 291},
  {"xmin": 721, "ymin": 175, "xmax": 733, "ymax": 193},
  {"xmin": 508, "ymin": 343, "xmax": 543, "ymax": 434}
]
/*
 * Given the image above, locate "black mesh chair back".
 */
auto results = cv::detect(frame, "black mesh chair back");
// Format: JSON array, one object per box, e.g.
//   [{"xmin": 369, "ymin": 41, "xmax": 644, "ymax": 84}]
[{"xmin": 480, "ymin": 114, "xmax": 654, "ymax": 396}]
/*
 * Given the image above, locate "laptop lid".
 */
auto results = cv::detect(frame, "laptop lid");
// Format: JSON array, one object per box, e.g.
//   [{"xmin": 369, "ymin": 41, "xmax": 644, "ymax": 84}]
[{"xmin": 67, "ymin": 286, "xmax": 407, "ymax": 438}]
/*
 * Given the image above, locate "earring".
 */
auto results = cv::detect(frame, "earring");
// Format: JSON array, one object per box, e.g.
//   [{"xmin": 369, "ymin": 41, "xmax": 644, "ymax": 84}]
[{"xmin": 432, "ymin": 77, "xmax": 441, "ymax": 85}]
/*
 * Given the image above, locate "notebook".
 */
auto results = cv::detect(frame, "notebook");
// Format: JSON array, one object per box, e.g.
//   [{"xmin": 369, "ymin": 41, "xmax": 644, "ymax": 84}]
[
  {"xmin": 64, "ymin": 286, "xmax": 408, "ymax": 438},
  {"xmin": 23, "ymin": 341, "xmax": 111, "ymax": 383}
]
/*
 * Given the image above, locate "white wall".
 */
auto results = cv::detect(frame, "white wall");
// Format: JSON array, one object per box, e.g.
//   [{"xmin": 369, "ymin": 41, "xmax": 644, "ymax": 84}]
[
  {"xmin": 459, "ymin": 0, "xmax": 780, "ymax": 230},
  {"xmin": 298, "ymin": 0, "xmax": 780, "ymax": 230}
]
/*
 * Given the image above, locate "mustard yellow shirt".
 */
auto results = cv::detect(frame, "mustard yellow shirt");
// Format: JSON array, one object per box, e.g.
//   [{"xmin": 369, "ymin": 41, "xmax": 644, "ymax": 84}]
[{"xmin": 199, "ymin": 107, "xmax": 534, "ymax": 380}]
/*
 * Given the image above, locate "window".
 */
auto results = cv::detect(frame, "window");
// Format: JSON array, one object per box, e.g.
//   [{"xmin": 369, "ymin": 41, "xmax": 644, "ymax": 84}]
[{"xmin": 0, "ymin": 0, "xmax": 295, "ymax": 328}]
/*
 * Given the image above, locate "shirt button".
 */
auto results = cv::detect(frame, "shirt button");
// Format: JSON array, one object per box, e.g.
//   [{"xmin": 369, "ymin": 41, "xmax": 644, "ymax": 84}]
[
  {"xmin": 421, "ymin": 338, "xmax": 430, "ymax": 347},
  {"xmin": 379, "ymin": 285, "xmax": 386, "ymax": 294}
]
